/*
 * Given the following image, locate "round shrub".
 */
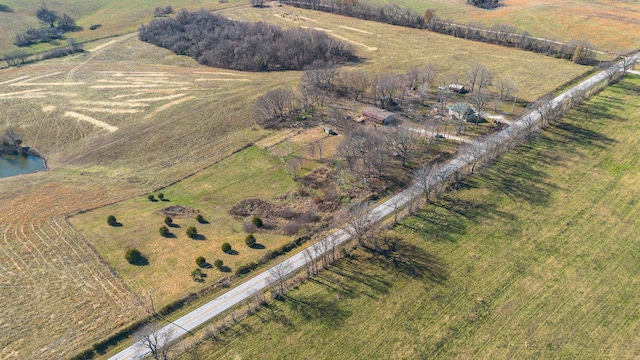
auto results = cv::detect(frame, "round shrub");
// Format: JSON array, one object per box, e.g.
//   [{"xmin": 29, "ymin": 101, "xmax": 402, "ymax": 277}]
[
  {"xmin": 195, "ymin": 256, "xmax": 206, "ymax": 267},
  {"xmin": 147, "ymin": 194, "xmax": 155, "ymax": 201},
  {"xmin": 213, "ymin": 259, "xmax": 223, "ymax": 269},
  {"xmin": 125, "ymin": 248, "xmax": 143, "ymax": 264},
  {"xmin": 107, "ymin": 215, "xmax": 117, "ymax": 226},
  {"xmin": 158, "ymin": 193, "xmax": 165, "ymax": 201},
  {"xmin": 164, "ymin": 216, "xmax": 173, "ymax": 226},
  {"xmin": 221, "ymin": 242, "xmax": 231, "ymax": 253},
  {"xmin": 195, "ymin": 214, "xmax": 205, "ymax": 223},
  {"xmin": 252, "ymin": 216, "xmax": 263, "ymax": 228},
  {"xmin": 245, "ymin": 234, "xmax": 256, "ymax": 247},
  {"xmin": 159, "ymin": 225, "xmax": 170, "ymax": 237},
  {"xmin": 186, "ymin": 226, "xmax": 197, "ymax": 239}
]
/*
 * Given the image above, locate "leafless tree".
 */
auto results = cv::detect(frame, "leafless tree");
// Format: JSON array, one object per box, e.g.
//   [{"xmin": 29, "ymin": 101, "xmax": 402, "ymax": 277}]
[
  {"xmin": 601, "ymin": 63, "xmax": 620, "ymax": 85},
  {"xmin": 372, "ymin": 73, "xmax": 402, "ymax": 108},
  {"xmin": 344, "ymin": 202, "xmax": 375, "ymax": 248},
  {"xmin": 269, "ymin": 261, "xmax": 292, "ymax": 298},
  {"xmin": 467, "ymin": 63, "xmax": 493, "ymax": 94},
  {"xmin": 137, "ymin": 323, "xmax": 175, "ymax": 360},
  {"xmin": 254, "ymin": 86, "xmax": 297, "ymax": 122},
  {"xmin": 470, "ymin": 92, "xmax": 488, "ymax": 125},
  {"xmin": 341, "ymin": 70, "xmax": 371, "ymax": 101},
  {"xmin": 491, "ymin": 23, "xmax": 516, "ymax": 44},
  {"xmin": 413, "ymin": 164, "xmax": 433, "ymax": 202},
  {"xmin": 406, "ymin": 64, "xmax": 437, "ymax": 90},
  {"xmin": 495, "ymin": 77, "xmax": 517, "ymax": 105},
  {"xmin": 303, "ymin": 248, "xmax": 317, "ymax": 277},
  {"xmin": 285, "ymin": 156, "xmax": 303, "ymax": 178},
  {"xmin": 532, "ymin": 94, "xmax": 555, "ymax": 128},
  {"xmin": 386, "ymin": 126, "xmax": 420, "ymax": 167}
]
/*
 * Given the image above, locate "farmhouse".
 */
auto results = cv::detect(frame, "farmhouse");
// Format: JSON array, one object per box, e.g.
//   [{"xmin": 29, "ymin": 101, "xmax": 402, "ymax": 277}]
[
  {"xmin": 449, "ymin": 84, "xmax": 465, "ymax": 93},
  {"xmin": 362, "ymin": 106, "xmax": 395, "ymax": 126},
  {"xmin": 447, "ymin": 102, "xmax": 476, "ymax": 122}
]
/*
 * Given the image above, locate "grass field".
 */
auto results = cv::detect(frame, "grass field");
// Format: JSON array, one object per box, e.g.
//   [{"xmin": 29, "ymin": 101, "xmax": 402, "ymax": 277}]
[
  {"xmin": 379, "ymin": 0, "xmax": 640, "ymax": 53},
  {"xmin": 179, "ymin": 76, "xmax": 640, "ymax": 359},
  {"xmin": 0, "ymin": 3, "xmax": 592, "ymax": 358},
  {"xmin": 0, "ymin": 0, "xmax": 248, "ymax": 59},
  {"xmin": 221, "ymin": 4, "xmax": 588, "ymax": 102}
]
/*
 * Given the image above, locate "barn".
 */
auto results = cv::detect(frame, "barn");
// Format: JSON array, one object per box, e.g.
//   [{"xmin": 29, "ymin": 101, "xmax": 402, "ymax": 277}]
[{"xmin": 362, "ymin": 106, "xmax": 395, "ymax": 126}]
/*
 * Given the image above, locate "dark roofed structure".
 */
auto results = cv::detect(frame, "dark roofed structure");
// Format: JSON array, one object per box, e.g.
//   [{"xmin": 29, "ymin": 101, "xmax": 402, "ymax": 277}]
[{"xmin": 362, "ymin": 106, "xmax": 395, "ymax": 126}]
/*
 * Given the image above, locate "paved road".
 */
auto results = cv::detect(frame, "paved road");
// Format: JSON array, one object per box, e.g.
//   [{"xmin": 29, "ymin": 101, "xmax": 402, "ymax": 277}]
[{"xmin": 109, "ymin": 53, "xmax": 639, "ymax": 360}]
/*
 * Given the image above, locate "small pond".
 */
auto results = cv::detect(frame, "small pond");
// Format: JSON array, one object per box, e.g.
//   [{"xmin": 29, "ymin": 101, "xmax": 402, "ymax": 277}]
[{"xmin": 0, "ymin": 154, "xmax": 47, "ymax": 178}]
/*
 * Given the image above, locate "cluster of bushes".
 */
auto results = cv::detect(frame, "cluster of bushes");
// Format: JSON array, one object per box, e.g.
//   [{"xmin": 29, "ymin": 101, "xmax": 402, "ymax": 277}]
[
  {"xmin": 154, "ymin": 5, "xmax": 173, "ymax": 17},
  {"xmin": 280, "ymin": 0, "xmax": 596, "ymax": 64},
  {"xmin": 138, "ymin": 9, "xmax": 355, "ymax": 71},
  {"xmin": 14, "ymin": 5, "xmax": 82, "ymax": 47},
  {"xmin": 467, "ymin": 0, "xmax": 500, "ymax": 9},
  {"xmin": 0, "ymin": 4, "xmax": 13, "ymax": 12}
]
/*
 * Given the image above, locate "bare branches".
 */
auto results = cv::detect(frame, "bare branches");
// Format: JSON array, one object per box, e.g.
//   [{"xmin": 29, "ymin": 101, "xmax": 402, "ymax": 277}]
[
  {"xmin": 269, "ymin": 261, "xmax": 292, "ymax": 298},
  {"xmin": 344, "ymin": 202, "xmax": 375, "ymax": 248}
]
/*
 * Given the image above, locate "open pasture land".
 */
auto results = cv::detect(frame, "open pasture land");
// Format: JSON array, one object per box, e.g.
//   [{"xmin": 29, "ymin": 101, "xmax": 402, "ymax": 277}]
[
  {"xmin": 0, "ymin": 5, "xmax": 590, "ymax": 358},
  {"xmin": 69, "ymin": 145, "xmax": 301, "ymax": 308},
  {"xmin": 182, "ymin": 77, "xmax": 640, "ymax": 359},
  {"xmin": 222, "ymin": 3, "xmax": 588, "ymax": 102},
  {"xmin": 0, "ymin": 34, "xmax": 297, "ymax": 358},
  {"xmin": 0, "ymin": 0, "xmax": 247, "ymax": 59},
  {"xmin": 381, "ymin": 0, "xmax": 640, "ymax": 53}
]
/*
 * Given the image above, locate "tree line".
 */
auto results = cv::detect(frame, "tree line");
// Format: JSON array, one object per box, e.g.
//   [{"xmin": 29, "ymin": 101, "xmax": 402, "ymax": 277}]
[
  {"xmin": 279, "ymin": 0, "xmax": 597, "ymax": 65},
  {"xmin": 13, "ymin": 5, "xmax": 82, "ymax": 47},
  {"xmin": 138, "ymin": 9, "xmax": 356, "ymax": 71}
]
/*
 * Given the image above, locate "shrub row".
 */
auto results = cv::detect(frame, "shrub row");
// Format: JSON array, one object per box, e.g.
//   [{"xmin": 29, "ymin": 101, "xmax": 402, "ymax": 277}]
[{"xmin": 235, "ymin": 236, "xmax": 309, "ymax": 276}]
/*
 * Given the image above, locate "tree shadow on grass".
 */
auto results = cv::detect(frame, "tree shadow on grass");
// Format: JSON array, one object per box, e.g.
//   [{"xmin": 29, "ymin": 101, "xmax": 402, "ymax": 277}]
[
  {"xmin": 161, "ymin": 233, "xmax": 176, "ymax": 239},
  {"xmin": 129, "ymin": 255, "xmax": 149, "ymax": 266},
  {"xmin": 369, "ymin": 236, "xmax": 449, "ymax": 284},
  {"xmin": 249, "ymin": 243, "xmax": 266, "ymax": 250},
  {"xmin": 218, "ymin": 265, "xmax": 232, "ymax": 273},
  {"xmin": 402, "ymin": 195, "xmax": 511, "ymax": 243},
  {"xmin": 224, "ymin": 249, "xmax": 239, "ymax": 255},
  {"xmin": 190, "ymin": 234, "xmax": 207, "ymax": 240},
  {"xmin": 314, "ymin": 261, "xmax": 393, "ymax": 299},
  {"xmin": 549, "ymin": 121, "xmax": 618, "ymax": 150},
  {"xmin": 168, "ymin": 223, "xmax": 180, "ymax": 228},
  {"xmin": 283, "ymin": 293, "xmax": 350, "ymax": 326}
]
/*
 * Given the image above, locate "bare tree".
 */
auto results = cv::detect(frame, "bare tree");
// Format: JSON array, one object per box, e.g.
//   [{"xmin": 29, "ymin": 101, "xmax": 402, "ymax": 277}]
[
  {"xmin": 344, "ymin": 202, "xmax": 375, "ymax": 248},
  {"xmin": 532, "ymin": 94, "xmax": 555, "ymax": 128},
  {"xmin": 254, "ymin": 86, "xmax": 297, "ymax": 123},
  {"xmin": 467, "ymin": 63, "xmax": 492, "ymax": 93},
  {"xmin": 341, "ymin": 70, "xmax": 371, "ymax": 101},
  {"xmin": 386, "ymin": 126, "xmax": 419, "ymax": 167},
  {"xmin": 372, "ymin": 74, "xmax": 401, "ymax": 109},
  {"xmin": 269, "ymin": 261, "xmax": 292, "ymax": 298},
  {"xmin": 495, "ymin": 77, "xmax": 517, "ymax": 106},
  {"xmin": 491, "ymin": 23, "xmax": 516, "ymax": 44},
  {"xmin": 303, "ymin": 248, "xmax": 317, "ymax": 277},
  {"xmin": 470, "ymin": 92, "xmax": 488, "ymax": 125},
  {"xmin": 285, "ymin": 156, "xmax": 303, "ymax": 178},
  {"xmin": 136, "ymin": 323, "xmax": 175, "ymax": 360},
  {"xmin": 413, "ymin": 164, "xmax": 433, "ymax": 202}
]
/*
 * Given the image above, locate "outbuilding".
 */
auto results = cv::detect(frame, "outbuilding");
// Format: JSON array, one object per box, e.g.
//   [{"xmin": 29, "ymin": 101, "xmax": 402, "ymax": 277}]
[{"xmin": 362, "ymin": 106, "xmax": 395, "ymax": 126}]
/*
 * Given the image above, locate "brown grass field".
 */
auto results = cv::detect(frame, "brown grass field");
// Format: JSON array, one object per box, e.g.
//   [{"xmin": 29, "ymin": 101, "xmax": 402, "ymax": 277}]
[
  {"xmin": 381, "ymin": 0, "xmax": 640, "ymax": 53},
  {"xmin": 0, "ymin": 3, "xmax": 592, "ymax": 358}
]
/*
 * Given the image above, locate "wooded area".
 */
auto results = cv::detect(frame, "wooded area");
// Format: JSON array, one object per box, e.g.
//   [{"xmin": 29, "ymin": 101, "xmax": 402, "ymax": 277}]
[{"xmin": 138, "ymin": 9, "xmax": 355, "ymax": 71}]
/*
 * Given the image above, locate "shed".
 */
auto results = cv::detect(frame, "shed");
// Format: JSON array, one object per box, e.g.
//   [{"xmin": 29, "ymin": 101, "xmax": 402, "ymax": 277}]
[
  {"xmin": 448, "ymin": 84, "xmax": 465, "ymax": 93},
  {"xmin": 362, "ymin": 106, "xmax": 395, "ymax": 126},
  {"xmin": 447, "ymin": 102, "xmax": 476, "ymax": 122}
]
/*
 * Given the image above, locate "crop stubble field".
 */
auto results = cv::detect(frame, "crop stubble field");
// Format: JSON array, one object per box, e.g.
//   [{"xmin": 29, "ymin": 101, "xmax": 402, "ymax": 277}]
[
  {"xmin": 0, "ymin": 3, "xmax": 591, "ymax": 358},
  {"xmin": 181, "ymin": 76, "xmax": 640, "ymax": 360}
]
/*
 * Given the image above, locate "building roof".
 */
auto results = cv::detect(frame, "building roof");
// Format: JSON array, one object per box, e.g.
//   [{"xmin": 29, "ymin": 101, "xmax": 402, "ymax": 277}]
[
  {"xmin": 447, "ymin": 102, "xmax": 472, "ymax": 114},
  {"xmin": 362, "ymin": 106, "xmax": 394, "ymax": 121}
]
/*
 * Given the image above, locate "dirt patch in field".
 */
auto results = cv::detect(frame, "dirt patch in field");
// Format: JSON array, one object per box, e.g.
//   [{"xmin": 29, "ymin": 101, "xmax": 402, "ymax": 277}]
[
  {"xmin": 229, "ymin": 198, "xmax": 279, "ymax": 217},
  {"xmin": 143, "ymin": 96, "xmax": 195, "ymax": 119},
  {"xmin": 158, "ymin": 205, "xmax": 200, "ymax": 218},
  {"xmin": 338, "ymin": 25, "xmax": 375, "ymax": 35}
]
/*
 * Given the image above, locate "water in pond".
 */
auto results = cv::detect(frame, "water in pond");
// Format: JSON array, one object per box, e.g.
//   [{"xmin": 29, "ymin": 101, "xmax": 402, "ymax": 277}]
[{"xmin": 0, "ymin": 154, "xmax": 46, "ymax": 178}]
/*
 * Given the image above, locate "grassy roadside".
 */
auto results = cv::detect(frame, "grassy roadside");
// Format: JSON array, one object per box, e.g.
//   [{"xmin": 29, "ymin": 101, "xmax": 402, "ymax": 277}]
[{"xmin": 178, "ymin": 76, "xmax": 640, "ymax": 359}]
